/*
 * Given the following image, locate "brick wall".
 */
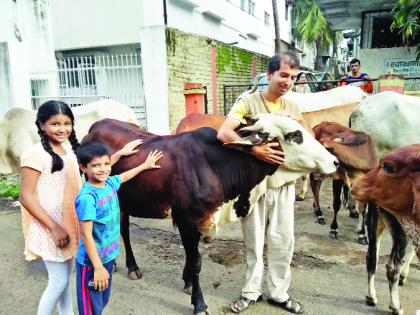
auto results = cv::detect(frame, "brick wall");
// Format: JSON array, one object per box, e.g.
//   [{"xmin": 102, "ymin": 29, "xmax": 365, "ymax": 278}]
[{"xmin": 165, "ymin": 27, "xmax": 271, "ymax": 132}]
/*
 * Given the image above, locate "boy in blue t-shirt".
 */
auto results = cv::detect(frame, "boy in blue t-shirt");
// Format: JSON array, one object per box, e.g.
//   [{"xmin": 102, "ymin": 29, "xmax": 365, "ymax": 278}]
[{"xmin": 75, "ymin": 140, "xmax": 162, "ymax": 315}]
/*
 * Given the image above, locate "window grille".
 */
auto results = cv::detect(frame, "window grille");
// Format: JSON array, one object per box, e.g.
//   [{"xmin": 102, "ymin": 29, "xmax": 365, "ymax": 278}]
[
  {"xmin": 240, "ymin": 0, "xmax": 245, "ymax": 11},
  {"xmin": 264, "ymin": 12, "xmax": 270, "ymax": 26},
  {"xmin": 248, "ymin": 0, "xmax": 254, "ymax": 16}
]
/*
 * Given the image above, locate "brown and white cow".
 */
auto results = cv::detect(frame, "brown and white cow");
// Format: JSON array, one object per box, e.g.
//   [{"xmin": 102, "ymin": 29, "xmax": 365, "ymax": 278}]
[
  {"xmin": 83, "ymin": 114, "xmax": 338, "ymax": 315},
  {"xmin": 352, "ymin": 144, "xmax": 420, "ymax": 315},
  {"xmin": 311, "ymin": 122, "xmax": 377, "ymax": 243},
  {"xmin": 349, "ymin": 92, "xmax": 420, "ymax": 314}
]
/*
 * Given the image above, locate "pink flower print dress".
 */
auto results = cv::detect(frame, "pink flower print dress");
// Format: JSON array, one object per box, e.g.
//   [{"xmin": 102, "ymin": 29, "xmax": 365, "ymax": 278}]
[{"xmin": 20, "ymin": 143, "xmax": 81, "ymax": 262}]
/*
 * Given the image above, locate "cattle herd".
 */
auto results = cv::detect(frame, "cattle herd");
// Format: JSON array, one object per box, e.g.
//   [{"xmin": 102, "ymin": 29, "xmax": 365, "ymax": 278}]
[{"xmin": 2, "ymin": 87, "xmax": 420, "ymax": 314}]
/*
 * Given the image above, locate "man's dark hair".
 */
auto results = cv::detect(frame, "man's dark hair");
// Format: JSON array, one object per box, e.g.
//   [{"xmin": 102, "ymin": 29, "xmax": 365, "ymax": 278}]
[
  {"xmin": 350, "ymin": 58, "xmax": 361, "ymax": 65},
  {"xmin": 77, "ymin": 140, "xmax": 111, "ymax": 167},
  {"xmin": 267, "ymin": 51, "xmax": 300, "ymax": 74}
]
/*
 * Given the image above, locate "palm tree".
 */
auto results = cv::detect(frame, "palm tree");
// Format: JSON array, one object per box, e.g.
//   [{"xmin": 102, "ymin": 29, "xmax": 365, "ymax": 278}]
[
  {"xmin": 292, "ymin": 0, "xmax": 333, "ymax": 70},
  {"xmin": 272, "ymin": 0, "xmax": 281, "ymax": 53},
  {"xmin": 391, "ymin": 0, "xmax": 420, "ymax": 59}
]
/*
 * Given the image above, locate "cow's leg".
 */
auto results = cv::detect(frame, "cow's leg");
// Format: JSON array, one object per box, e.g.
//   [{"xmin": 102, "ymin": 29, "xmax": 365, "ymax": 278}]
[
  {"xmin": 296, "ymin": 174, "xmax": 309, "ymax": 201},
  {"xmin": 310, "ymin": 173, "xmax": 325, "ymax": 225},
  {"xmin": 330, "ymin": 179, "xmax": 344, "ymax": 239},
  {"xmin": 366, "ymin": 204, "xmax": 382, "ymax": 307},
  {"xmin": 120, "ymin": 211, "xmax": 142, "ymax": 280},
  {"xmin": 381, "ymin": 209, "xmax": 409, "ymax": 315},
  {"xmin": 177, "ymin": 219, "xmax": 209, "ymax": 315},
  {"xmin": 399, "ymin": 245, "xmax": 415, "ymax": 285},
  {"xmin": 343, "ymin": 186, "xmax": 358, "ymax": 218},
  {"xmin": 357, "ymin": 202, "xmax": 368, "ymax": 245}
]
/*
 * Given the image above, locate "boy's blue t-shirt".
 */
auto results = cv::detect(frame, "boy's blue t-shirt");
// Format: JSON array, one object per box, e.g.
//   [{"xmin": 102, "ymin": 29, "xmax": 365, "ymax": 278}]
[{"xmin": 75, "ymin": 175, "xmax": 122, "ymax": 266}]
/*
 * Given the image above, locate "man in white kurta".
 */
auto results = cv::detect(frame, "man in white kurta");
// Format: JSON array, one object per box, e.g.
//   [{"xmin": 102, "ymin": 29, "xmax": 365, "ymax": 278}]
[{"xmin": 218, "ymin": 51, "xmax": 313, "ymax": 314}]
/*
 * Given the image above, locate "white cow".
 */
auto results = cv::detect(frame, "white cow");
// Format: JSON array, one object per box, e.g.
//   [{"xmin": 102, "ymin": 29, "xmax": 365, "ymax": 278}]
[
  {"xmin": 350, "ymin": 91, "xmax": 420, "ymax": 159},
  {"xmin": 284, "ymin": 85, "xmax": 367, "ymax": 112},
  {"xmin": 349, "ymin": 91, "xmax": 420, "ymax": 315},
  {"xmin": 0, "ymin": 99, "xmax": 138, "ymax": 173},
  {"xmin": 197, "ymin": 113, "xmax": 339, "ymax": 238}
]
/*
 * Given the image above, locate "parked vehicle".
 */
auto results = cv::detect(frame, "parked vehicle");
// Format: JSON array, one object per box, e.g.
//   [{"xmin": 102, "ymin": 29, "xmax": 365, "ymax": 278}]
[
  {"xmin": 245, "ymin": 71, "xmax": 325, "ymax": 93},
  {"xmin": 313, "ymin": 71, "xmax": 336, "ymax": 91}
]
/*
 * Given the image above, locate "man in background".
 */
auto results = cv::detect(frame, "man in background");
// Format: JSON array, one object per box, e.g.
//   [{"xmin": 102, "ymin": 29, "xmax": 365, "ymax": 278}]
[{"xmin": 338, "ymin": 58, "xmax": 373, "ymax": 93}]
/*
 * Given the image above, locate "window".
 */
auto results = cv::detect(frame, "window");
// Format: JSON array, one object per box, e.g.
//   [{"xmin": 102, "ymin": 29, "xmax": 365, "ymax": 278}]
[
  {"xmin": 285, "ymin": 3, "xmax": 289, "ymax": 21},
  {"xmin": 248, "ymin": 0, "xmax": 255, "ymax": 16},
  {"xmin": 240, "ymin": 0, "xmax": 245, "ymax": 11},
  {"xmin": 362, "ymin": 11, "xmax": 405, "ymax": 49},
  {"xmin": 264, "ymin": 12, "xmax": 270, "ymax": 26}
]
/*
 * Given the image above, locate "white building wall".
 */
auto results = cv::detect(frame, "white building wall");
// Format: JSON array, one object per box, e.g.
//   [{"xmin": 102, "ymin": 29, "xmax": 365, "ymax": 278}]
[
  {"xmin": 0, "ymin": 0, "xmax": 56, "ymax": 118},
  {"xmin": 50, "ymin": 0, "xmax": 293, "ymax": 56},
  {"xmin": 51, "ymin": 0, "xmax": 144, "ymax": 50},
  {"xmin": 360, "ymin": 47, "xmax": 417, "ymax": 92}
]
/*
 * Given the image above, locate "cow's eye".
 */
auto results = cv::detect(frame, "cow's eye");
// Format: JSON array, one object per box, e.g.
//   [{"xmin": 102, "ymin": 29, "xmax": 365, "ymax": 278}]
[{"xmin": 383, "ymin": 163, "xmax": 394, "ymax": 174}]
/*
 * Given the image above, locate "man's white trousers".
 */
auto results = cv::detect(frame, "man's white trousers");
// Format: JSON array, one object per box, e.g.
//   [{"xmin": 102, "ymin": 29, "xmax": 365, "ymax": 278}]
[{"xmin": 241, "ymin": 184, "xmax": 295, "ymax": 303}]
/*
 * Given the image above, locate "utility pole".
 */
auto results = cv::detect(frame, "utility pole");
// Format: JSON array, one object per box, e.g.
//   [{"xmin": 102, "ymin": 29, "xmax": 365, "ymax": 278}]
[
  {"xmin": 272, "ymin": 0, "xmax": 281, "ymax": 53},
  {"xmin": 333, "ymin": 31, "xmax": 339, "ymax": 78}
]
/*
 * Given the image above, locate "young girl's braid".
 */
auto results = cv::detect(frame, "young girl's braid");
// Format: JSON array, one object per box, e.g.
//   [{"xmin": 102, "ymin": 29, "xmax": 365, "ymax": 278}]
[
  {"xmin": 67, "ymin": 128, "xmax": 80, "ymax": 155},
  {"xmin": 36, "ymin": 122, "xmax": 64, "ymax": 173}
]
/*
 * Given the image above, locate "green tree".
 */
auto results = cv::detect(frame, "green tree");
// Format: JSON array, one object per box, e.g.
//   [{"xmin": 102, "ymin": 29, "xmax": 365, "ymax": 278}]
[
  {"xmin": 292, "ymin": 0, "xmax": 333, "ymax": 70},
  {"xmin": 391, "ymin": 0, "xmax": 420, "ymax": 59}
]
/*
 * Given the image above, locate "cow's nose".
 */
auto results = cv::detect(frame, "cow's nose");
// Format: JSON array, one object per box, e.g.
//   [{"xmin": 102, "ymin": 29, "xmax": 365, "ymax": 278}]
[{"xmin": 334, "ymin": 159, "xmax": 339, "ymax": 167}]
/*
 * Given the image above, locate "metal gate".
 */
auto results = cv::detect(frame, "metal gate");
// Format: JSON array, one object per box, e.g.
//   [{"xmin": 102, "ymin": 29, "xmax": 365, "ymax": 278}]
[{"xmin": 29, "ymin": 53, "xmax": 147, "ymax": 128}]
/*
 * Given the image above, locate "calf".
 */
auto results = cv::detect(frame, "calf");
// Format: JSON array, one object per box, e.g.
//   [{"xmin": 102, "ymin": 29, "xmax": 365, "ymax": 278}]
[
  {"xmin": 352, "ymin": 144, "xmax": 420, "ymax": 315},
  {"xmin": 364, "ymin": 205, "xmax": 416, "ymax": 315},
  {"xmin": 311, "ymin": 122, "xmax": 377, "ymax": 243},
  {"xmin": 83, "ymin": 115, "xmax": 338, "ymax": 315}
]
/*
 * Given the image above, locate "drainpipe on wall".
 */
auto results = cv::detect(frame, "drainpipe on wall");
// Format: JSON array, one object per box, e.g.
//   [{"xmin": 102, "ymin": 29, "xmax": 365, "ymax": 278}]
[{"xmin": 163, "ymin": 0, "xmax": 168, "ymax": 25}]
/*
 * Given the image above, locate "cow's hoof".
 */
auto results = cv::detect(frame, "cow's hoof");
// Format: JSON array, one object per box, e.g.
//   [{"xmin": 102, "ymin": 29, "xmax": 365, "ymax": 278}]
[
  {"xmin": 317, "ymin": 216, "xmax": 325, "ymax": 225},
  {"xmin": 330, "ymin": 231, "xmax": 338, "ymax": 239},
  {"xmin": 184, "ymin": 285, "xmax": 192, "ymax": 295},
  {"xmin": 203, "ymin": 236, "xmax": 212, "ymax": 243},
  {"xmin": 366, "ymin": 296, "xmax": 377, "ymax": 306},
  {"xmin": 194, "ymin": 305, "xmax": 210, "ymax": 315},
  {"xmin": 358, "ymin": 236, "xmax": 368, "ymax": 245},
  {"xmin": 128, "ymin": 269, "xmax": 142, "ymax": 280},
  {"xmin": 389, "ymin": 306, "xmax": 404, "ymax": 315},
  {"xmin": 295, "ymin": 195, "xmax": 304, "ymax": 201},
  {"xmin": 112, "ymin": 262, "xmax": 118, "ymax": 274},
  {"xmin": 349, "ymin": 211, "xmax": 359, "ymax": 218},
  {"xmin": 399, "ymin": 275, "xmax": 407, "ymax": 286}
]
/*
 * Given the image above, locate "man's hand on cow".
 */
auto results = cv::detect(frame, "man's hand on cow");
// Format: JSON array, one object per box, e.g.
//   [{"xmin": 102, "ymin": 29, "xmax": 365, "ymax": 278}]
[
  {"xmin": 143, "ymin": 150, "xmax": 164, "ymax": 169},
  {"xmin": 251, "ymin": 143, "xmax": 286, "ymax": 164},
  {"xmin": 275, "ymin": 110, "xmax": 300, "ymax": 121},
  {"xmin": 50, "ymin": 224, "xmax": 70, "ymax": 248},
  {"xmin": 119, "ymin": 139, "xmax": 143, "ymax": 156}
]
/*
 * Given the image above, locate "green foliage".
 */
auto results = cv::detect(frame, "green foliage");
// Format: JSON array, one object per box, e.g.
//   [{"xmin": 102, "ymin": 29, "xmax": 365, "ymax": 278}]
[
  {"xmin": 0, "ymin": 179, "xmax": 20, "ymax": 198},
  {"xmin": 391, "ymin": 0, "xmax": 420, "ymax": 59},
  {"xmin": 292, "ymin": 0, "xmax": 333, "ymax": 50}
]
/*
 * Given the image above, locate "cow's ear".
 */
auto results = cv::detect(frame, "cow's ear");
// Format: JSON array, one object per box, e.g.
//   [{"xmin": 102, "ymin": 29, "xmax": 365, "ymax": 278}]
[
  {"xmin": 225, "ymin": 131, "xmax": 270, "ymax": 152},
  {"xmin": 409, "ymin": 171, "xmax": 420, "ymax": 224}
]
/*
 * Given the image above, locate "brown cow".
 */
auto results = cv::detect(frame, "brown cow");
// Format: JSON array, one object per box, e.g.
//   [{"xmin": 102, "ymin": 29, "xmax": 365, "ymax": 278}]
[
  {"xmin": 174, "ymin": 102, "xmax": 359, "ymax": 136},
  {"xmin": 83, "ymin": 116, "xmax": 338, "ymax": 315},
  {"xmin": 352, "ymin": 144, "xmax": 420, "ymax": 315},
  {"xmin": 311, "ymin": 122, "xmax": 377, "ymax": 243}
]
